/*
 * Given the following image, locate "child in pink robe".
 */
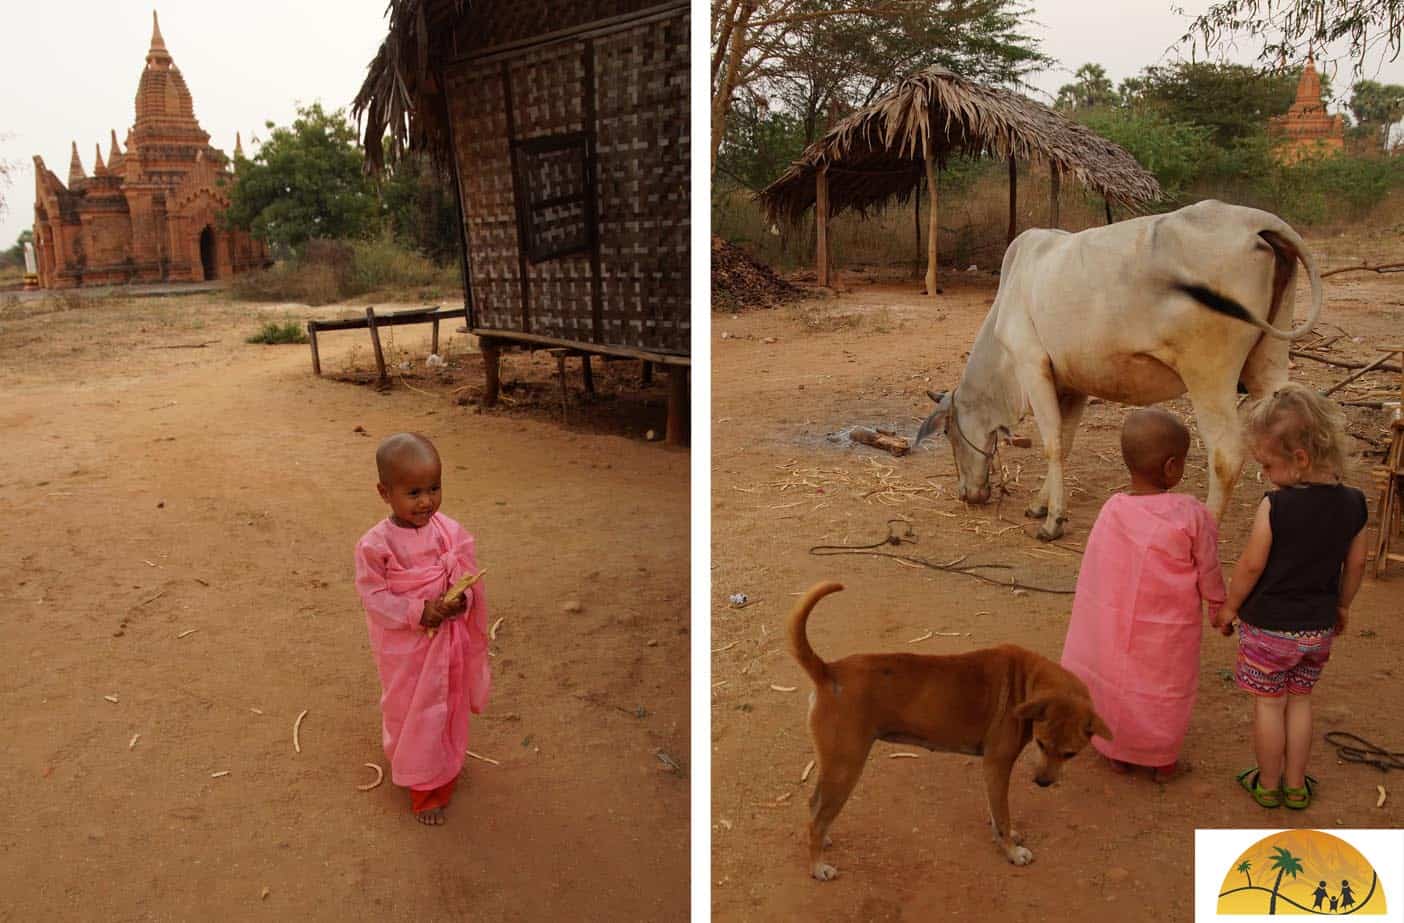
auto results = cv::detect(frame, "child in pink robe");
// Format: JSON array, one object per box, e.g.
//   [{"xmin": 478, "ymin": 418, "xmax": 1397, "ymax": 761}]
[
  {"xmin": 354, "ymin": 433, "xmax": 491, "ymax": 825},
  {"xmin": 1060, "ymin": 408, "xmax": 1226, "ymax": 781}
]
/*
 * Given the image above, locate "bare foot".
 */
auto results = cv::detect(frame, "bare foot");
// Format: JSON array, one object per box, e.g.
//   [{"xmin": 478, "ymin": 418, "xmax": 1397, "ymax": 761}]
[
  {"xmin": 1153, "ymin": 761, "xmax": 1187, "ymax": 783},
  {"xmin": 1106, "ymin": 756, "xmax": 1133, "ymax": 775},
  {"xmin": 415, "ymin": 807, "xmax": 446, "ymax": 826}
]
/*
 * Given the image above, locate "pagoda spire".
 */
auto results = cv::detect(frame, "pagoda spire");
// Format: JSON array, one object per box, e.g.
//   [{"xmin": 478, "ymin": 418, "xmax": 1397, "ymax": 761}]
[
  {"xmin": 109, "ymin": 129, "xmax": 123, "ymax": 161},
  {"xmin": 68, "ymin": 142, "xmax": 85, "ymax": 185},
  {"xmin": 94, "ymin": 143, "xmax": 107, "ymax": 176},
  {"xmin": 147, "ymin": 10, "xmax": 173, "ymax": 69},
  {"xmin": 235, "ymin": 131, "xmax": 244, "ymax": 158}
]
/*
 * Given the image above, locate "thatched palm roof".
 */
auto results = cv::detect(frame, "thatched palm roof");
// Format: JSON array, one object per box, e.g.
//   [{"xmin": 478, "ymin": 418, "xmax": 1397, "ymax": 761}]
[
  {"xmin": 759, "ymin": 66, "xmax": 1162, "ymax": 226},
  {"xmin": 352, "ymin": 0, "xmax": 465, "ymax": 171}
]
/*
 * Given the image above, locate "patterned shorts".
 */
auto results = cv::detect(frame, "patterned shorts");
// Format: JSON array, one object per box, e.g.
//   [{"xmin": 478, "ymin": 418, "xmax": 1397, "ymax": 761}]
[{"xmin": 1235, "ymin": 623, "xmax": 1334, "ymax": 697}]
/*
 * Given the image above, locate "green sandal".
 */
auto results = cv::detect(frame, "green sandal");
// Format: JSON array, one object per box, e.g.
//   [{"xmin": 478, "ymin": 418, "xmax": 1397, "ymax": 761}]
[
  {"xmin": 1237, "ymin": 768, "xmax": 1282, "ymax": 808},
  {"xmin": 1283, "ymin": 775, "xmax": 1319, "ymax": 810}
]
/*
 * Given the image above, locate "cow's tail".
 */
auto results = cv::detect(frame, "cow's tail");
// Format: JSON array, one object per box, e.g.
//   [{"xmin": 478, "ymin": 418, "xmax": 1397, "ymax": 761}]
[
  {"xmin": 1174, "ymin": 220, "xmax": 1323, "ymax": 341},
  {"xmin": 788, "ymin": 581, "xmax": 844, "ymax": 687}
]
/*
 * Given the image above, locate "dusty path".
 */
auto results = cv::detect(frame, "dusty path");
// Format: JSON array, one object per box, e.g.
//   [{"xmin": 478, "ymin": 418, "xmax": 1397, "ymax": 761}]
[
  {"xmin": 711, "ymin": 255, "xmax": 1404, "ymax": 921},
  {"xmin": 0, "ymin": 294, "xmax": 689, "ymax": 921}
]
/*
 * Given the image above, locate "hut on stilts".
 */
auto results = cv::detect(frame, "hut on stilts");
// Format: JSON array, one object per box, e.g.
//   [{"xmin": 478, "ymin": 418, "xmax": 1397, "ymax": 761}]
[
  {"xmin": 759, "ymin": 66, "xmax": 1162, "ymax": 295},
  {"xmin": 354, "ymin": 0, "xmax": 691, "ymax": 444}
]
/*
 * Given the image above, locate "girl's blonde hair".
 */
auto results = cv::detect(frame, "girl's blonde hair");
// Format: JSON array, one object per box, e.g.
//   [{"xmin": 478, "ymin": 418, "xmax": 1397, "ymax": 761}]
[{"xmin": 1244, "ymin": 383, "xmax": 1349, "ymax": 476}]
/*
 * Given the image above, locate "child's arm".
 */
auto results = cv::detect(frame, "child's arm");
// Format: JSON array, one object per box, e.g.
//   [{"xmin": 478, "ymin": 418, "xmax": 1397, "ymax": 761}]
[
  {"xmin": 1193, "ymin": 509, "xmax": 1228, "ymax": 625},
  {"xmin": 354, "ymin": 542, "xmax": 437, "ymax": 631},
  {"xmin": 1218, "ymin": 496, "xmax": 1273, "ymax": 634},
  {"xmin": 1335, "ymin": 528, "xmax": 1368, "ymax": 633}
]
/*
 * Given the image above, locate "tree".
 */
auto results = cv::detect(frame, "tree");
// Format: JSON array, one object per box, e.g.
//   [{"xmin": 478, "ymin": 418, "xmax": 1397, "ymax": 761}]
[
  {"xmin": 379, "ymin": 150, "xmax": 460, "ymax": 265},
  {"xmin": 1267, "ymin": 846, "xmax": 1304, "ymax": 915},
  {"xmin": 0, "ymin": 132, "xmax": 14, "ymax": 223},
  {"xmin": 711, "ymin": 0, "xmax": 1049, "ymax": 175},
  {"xmin": 223, "ymin": 103, "xmax": 380, "ymax": 249},
  {"xmin": 1183, "ymin": 1, "xmax": 1404, "ymax": 76},
  {"xmin": 714, "ymin": 99, "xmax": 808, "ymax": 191},
  {"xmin": 1237, "ymin": 860, "xmax": 1253, "ymax": 889},
  {"xmin": 1078, "ymin": 107, "xmax": 1216, "ymax": 200},
  {"xmin": 1122, "ymin": 62, "xmax": 1301, "ymax": 146},
  {"xmin": 1349, "ymin": 79, "xmax": 1404, "ymax": 149},
  {"xmin": 1055, "ymin": 63, "xmax": 1119, "ymax": 111}
]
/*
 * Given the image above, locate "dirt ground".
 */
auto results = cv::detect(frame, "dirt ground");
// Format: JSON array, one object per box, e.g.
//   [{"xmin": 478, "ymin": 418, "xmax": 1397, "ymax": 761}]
[
  {"xmin": 710, "ymin": 233, "xmax": 1404, "ymax": 921},
  {"xmin": 0, "ymin": 292, "xmax": 689, "ymax": 921}
]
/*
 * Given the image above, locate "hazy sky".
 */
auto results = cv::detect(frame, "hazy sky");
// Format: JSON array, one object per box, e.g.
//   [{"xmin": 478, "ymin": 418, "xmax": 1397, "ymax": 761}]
[{"xmin": 4, "ymin": 1, "xmax": 1404, "ymax": 249}]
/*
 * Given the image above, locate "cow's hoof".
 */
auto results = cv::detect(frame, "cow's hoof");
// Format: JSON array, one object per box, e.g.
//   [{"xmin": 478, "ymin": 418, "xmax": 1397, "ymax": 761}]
[
  {"xmin": 1024, "ymin": 503, "xmax": 1048, "ymax": 519},
  {"xmin": 1036, "ymin": 522, "xmax": 1064, "ymax": 542}
]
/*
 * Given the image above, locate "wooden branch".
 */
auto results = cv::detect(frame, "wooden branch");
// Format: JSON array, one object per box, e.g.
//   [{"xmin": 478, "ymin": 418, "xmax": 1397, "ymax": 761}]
[
  {"xmin": 1323, "ymin": 351, "xmax": 1399, "ymax": 396},
  {"xmin": 1320, "ymin": 261, "xmax": 1404, "ymax": 278},
  {"xmin": 851, "ymin": 427, "xmax": 910, "ymax": 457},
  {"xmin": 1291, "ymin": 350, "xmax": 1401, "ymax": 374}
]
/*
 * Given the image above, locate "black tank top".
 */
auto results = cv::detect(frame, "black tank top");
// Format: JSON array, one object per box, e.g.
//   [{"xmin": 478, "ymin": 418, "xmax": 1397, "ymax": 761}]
[{"xmin": 1240, "ymin": 483, "xmax": 1368, "ymax": 632}]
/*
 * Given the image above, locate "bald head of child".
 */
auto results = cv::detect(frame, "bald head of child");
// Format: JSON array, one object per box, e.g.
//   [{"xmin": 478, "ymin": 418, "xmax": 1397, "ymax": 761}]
[
  {"xmin": 1121, "ymin": 408, "xmax": 1190, "ymax": 493},
  {"xmin": 376, "ymin": 433, "xmax": 443, "ymax": 528}
]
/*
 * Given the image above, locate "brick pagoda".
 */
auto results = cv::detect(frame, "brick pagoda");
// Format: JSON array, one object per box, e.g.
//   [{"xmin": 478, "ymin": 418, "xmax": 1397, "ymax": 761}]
[
  {"xmin": 31, "ymin": 12, "xmax": 267, "ymax": 289},
  {"xmin": 1270, "ymin": 54, "xmax": 1345, "ymax": 163}
]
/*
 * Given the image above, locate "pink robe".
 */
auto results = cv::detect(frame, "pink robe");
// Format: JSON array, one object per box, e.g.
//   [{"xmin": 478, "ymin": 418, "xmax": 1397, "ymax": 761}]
[
  {"xmin": 354, "ymin": 512, "xmax": 491, "ymax": 791},
  {"xmin": 1060, "ymin": 492, "xmax": 1226, "ymax": 767}
]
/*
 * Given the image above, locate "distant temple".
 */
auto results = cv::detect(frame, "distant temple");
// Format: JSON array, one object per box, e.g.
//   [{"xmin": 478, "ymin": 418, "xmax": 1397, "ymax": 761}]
[
  {"xmin": 1270, "ymin": 54, "xmax": 1345, "ymax": 163},
  {"xmin": 31, "ymin": 12, "xmax": 267, "ymax": 289}
]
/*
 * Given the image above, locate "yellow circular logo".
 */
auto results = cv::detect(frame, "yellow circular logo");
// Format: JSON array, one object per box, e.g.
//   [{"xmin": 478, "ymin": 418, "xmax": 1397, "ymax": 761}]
[{"xmin": 1218, "ymin": 829, "xmax": 1386, "ymax": 915}]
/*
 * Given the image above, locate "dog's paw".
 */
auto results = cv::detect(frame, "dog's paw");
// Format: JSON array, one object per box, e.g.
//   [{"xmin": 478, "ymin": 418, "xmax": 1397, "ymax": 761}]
[
  {"xmin": 811, "ymin": 862, "xmax": 839, "ymax": 881},
  {"xmin": 1024, "ymin": 503, "xmax": 1048, "ymax": 519},
  {"xmin": 823, "ymin": 834, "xmax": 833, "ymax": 849},
  {"xmin": 1006, "ymin": 845, "xmax": 1034, "ymax": 866},
  {"xmin": 1008, "ymin": 828, "xmax": 1024, "ymax": 846}
]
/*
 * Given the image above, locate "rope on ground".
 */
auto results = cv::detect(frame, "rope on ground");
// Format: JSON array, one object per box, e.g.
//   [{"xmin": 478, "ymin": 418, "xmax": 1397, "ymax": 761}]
[
  {"xmin": 1324, "ymin": 732, "xmax": 1404, "ymax": 772},
  {"xmin": 808, "ymin": 519, "xmax": 1076, "ymax": 596}
]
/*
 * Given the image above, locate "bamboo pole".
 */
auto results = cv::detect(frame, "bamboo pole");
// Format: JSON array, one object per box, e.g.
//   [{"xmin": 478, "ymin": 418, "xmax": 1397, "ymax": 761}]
[
  {"xmin": 1049, "ymin": 162, "xmax": 1060, "ymax": 228},
  {"xmin": 1007, "ymin": 156, "xmax": 1018, "ymax": 245},
  {"xmin": 815, "ymin": 163, "xmax": 831, "ymax": 287},
  {"xmin": 923, "ymin": 153, "xmax": 939, "ymax": 297},
  {"xmin": 366, "ymin": 307, "xmax": 387, "ymax": 389}
]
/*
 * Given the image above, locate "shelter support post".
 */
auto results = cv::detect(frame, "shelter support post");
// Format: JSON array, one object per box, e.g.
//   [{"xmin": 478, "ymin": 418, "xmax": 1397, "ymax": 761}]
[
  {"xmin": 923, "ymin": 153, "xmax": 939, "ymax": 297},
  {"xmin": 914, "ymin": 183, "xmax": 921, "ymax": 272},
  {"xmin": 1007, "ymin": 156, "xmax": 1018, "ymax": 245},
  {"xmin": 582, "ymin": 355, "xmax": 595, "ymax": 396},
  {"xmin": 641, "ymin": 360, "xmax": 653, "ymax": 386},
  {"xmin": 815, "ymin": 163, "xmax": 830, "ymax": 287},
  {"xmin": 366, "ymin": 307, "xmax": 388, "ymax": 389},
  {"xmin": 1105, "ymin": 198, "xmax": 1114, "ymax": 225},
  {"xmin": 1049, "ymin": 162, "xmax": 1060, "ymax": 228},
  {"xmin": 666, "ymin": 366, "xmax": 689, "ymax": 447},
  {"xmin": 431, "ymin": 317, "xmax": 440, "ymax": 355},
  {"xmin": 307, "ymin": 323, "xmax": 321, "ymax": 376},
  {"xmin": 481, "ymin": 337, "xmax": 502, "ymax": 407}
]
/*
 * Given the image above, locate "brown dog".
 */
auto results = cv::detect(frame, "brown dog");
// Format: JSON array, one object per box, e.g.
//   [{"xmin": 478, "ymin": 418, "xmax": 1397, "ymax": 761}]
[{"xmin": 790, "ymin": 581, "xmax": 1111, "ymax": 879}]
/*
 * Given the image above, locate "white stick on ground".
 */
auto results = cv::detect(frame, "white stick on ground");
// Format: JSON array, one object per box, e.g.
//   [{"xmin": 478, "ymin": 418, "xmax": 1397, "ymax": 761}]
[
  {"xmin": 293, "ymin": 709, "xmax": 308, "ymax": 754},
  {"xmin": 357, "ymin": 762, "xmax": 384, "ymax": 791}
]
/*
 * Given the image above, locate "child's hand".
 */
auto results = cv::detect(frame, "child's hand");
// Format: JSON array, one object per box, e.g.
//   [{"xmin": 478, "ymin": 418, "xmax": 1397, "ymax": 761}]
[
  {"xmin": 420, "ymin": 599, "xmax": 448, "ymax": 629},
  {"xmin": 442, "ymin": 591, "xmax": 469, "ymax": 620},
  {"xmin": 1214, "ymin": 607, "xmax": 1237, "ymax": 637}
]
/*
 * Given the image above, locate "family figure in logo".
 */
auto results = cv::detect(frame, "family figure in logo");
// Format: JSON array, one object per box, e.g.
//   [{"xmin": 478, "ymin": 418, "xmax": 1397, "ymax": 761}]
[
  {"xmin": 354, "ymin": 433, "xmax": 493, "ymax": 826},
  {"xmin": 1061, "ymin": 384, "xmax": 1368, "ymax": 808},
  {"xmin": 1314, "ymin": 879, "xmax": 1357, "ymax": 912}
]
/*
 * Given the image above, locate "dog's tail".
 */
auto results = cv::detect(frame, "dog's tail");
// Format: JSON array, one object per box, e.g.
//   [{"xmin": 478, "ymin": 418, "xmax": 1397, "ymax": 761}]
[{"xmin": 788, "ymin": 581, "xmax": 845, "ymax": 686}]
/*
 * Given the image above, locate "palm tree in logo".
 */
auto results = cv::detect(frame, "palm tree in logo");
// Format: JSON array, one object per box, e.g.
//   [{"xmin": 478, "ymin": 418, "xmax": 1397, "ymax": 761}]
[
  {"xmin": 1237, "ymin": 860, "xmax": 1253, "ymax": 889},
  {"xmin": 1267, "ymin": 846, "xmax": 1305, "ymax": 915}
]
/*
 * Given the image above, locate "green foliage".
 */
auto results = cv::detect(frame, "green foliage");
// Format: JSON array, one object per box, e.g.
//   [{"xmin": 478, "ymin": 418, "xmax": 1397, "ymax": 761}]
[
  {"xmin": 223, "ymin": 103, "xmax": 380, "ymax": 249},
  {"xmin": 246, "ymin": 320, "xmax": 309, "ymax": 345},
  {"xmin": 1121, "ymin": 62, "xmax": 1299, "ymax": 146},
  {"xmin": 1055, "ymin": 64, "xmax": 1119, "ymax": 112},
  {"xmin": 1, "ymin": 229, "xmax": 32, "ymax": 269},
  {"xmin": 230, "ymin": 236, "xmax": 458, "ymax": 306},
  {"xmin": 715, "ymin": 102, "xmax": 809, "ymax": 193},
  {"xmin": 379, "ymin": 151, "xmax": 461, "ymax": 265},
  {"xmin": 1182, "ymin": 1, "xmax": 1404, "ymax": 76},
  {"xmin": 1077, "ymin": 108, "xmax": 1216, "ymax": 200},
  {"xmin": 1263, "ymin": 148, "xmax": 1404, "ymax": 223},
  {"xmin": 1349, "ymin": 80, "xmax": 1404, "ymax": 150}
]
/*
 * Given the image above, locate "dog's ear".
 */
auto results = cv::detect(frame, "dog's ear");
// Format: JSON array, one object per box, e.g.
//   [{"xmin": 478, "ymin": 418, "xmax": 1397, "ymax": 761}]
[
  {"xmin": 1013, "ymin": 697, "xmax": 1052, "ymax": 722},
  {"xmin": 1087, "ymin": 713, "xmax": 1113, "ymax": 742}
]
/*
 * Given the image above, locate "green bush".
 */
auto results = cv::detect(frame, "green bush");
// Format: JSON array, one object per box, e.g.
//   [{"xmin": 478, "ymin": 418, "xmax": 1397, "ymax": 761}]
[
  {"xmin": 246, "ymin": 320, "xmax": 309, "ymax": 344},
  {"xmin": 230, "ymin": 237, "xmax": 462, "ymax": 305}
]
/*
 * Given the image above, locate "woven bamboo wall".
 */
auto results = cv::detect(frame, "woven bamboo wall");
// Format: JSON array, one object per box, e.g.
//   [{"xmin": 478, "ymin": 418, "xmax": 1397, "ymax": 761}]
[{"xmin": 445, "ymin": 3, "xmax": 689, "ymax": 355}]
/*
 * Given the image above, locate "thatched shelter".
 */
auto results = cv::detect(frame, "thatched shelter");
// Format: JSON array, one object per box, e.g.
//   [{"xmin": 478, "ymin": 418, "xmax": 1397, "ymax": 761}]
[
  {"xmin": 759, "ymin": 66, "xmax": 1162, "ymax": 294},
  {"xmin": 354, "ymin": 0, "xmax": 691, "ymax": 443}
]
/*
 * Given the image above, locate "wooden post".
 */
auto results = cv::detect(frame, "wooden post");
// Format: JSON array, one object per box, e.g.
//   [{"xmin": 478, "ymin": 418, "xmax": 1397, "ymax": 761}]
[
  {"xmin": 666, "ymin": 366, "xmax": 688, "ymax": 447},
  {"xmin": 815, "ymin": 163, "xmax": 830, "ymax": 288},
  {"xmin": 641, "ymin": 360, "xmax": 653, "ymax": 386},
  {"xmin": 366, "ymin": 307, "xmax": 388, "ymax": 389},
  {"xmin": 481, "ymin": 337, "xmax": 502, "ymax": 407},
  {"xmin": 555, "ymin": 351, "xmax": 568, "ymax": 421},
  {"xmin": 923, "ymin": 153, "xmax": 939, "ymax": 297},
  {"xmin": 914, "ymin": 179, "xmax": 922, "ymax": 275},
  {"xmin": 307, "ymin": 323, "xmax": 321, "ymax": 376},
  {"xmin": 581, "ymin": 354, "xmax": 595, "ymax": 395},
  {"xmin": 1007, "ymin": 155, "xmax": 1018, "ymax": 245},
  {"xmin": 1049, "ymin": 162, "xmax": 1061, "ymax": 229},
  {"xmin": 1105, "ymin": 198, "xmax": 1114, "ymax": 225},
  {"xmin": 431, "ymin": 317, "xmax": 440, "ymax": 355}
]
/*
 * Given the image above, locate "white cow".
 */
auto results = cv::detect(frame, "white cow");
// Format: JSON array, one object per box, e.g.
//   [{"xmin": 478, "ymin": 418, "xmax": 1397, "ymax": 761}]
[{"xmin": 913, "ymin": 200, "xmax": 1323, "ymax": 541}]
